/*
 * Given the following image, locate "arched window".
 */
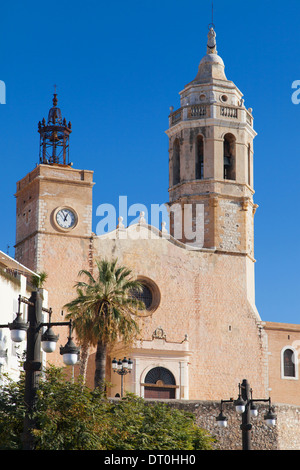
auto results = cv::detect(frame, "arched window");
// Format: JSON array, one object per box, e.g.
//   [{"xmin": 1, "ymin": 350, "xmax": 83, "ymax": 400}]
[
  {"xmin": 145, "ymin": 367, "xmax": 176, "ymax": 385},
  {"xmin": 223, "ymin": 133, "xmax": 236, "ymax": 180},
  {"xmin": 283, "ymin": 348, "xmax": 296, "ymax": 378},
  {"xmin": 196, "ymin": 135, "xmax": 204, "ymax": 180},
  {"xmin": 173, "ymin": 138, "xmax": 180, "ymax": 186},
  {"xmin": 143, "ymin": 367, "xmax": 177, "ymax": 399}
]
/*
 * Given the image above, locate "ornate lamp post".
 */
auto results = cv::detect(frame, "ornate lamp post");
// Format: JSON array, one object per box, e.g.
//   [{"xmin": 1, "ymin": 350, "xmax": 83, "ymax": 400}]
[
  {"xmin": 0, "ymin": 290, "xmax": 80, "ymax": 450},
  {"xmin": 112, "ymin": 357, "xmax": 133, "ymax": 397},
  {"xmin": 216, "ymin": 379, "xmax": 277, "ymax": 450}
]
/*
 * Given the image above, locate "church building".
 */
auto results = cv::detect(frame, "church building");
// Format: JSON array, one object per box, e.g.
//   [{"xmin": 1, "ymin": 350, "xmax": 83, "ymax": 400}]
[{"xmin": 13, "ymin": 26, "xmax": 300, "ymax": 405}]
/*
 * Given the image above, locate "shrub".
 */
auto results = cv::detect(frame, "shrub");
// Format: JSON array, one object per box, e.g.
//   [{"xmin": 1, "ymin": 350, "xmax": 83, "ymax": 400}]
[{"xmin": 0, "ymin": 365, "xmax": 214, "ymax": 450}]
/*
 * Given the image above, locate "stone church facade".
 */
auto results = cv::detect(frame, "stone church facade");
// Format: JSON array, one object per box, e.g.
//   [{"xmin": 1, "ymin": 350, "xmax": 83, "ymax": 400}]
[{"xmin": 14, "ymin": 27, "xmax": 300, "ymax": 406}]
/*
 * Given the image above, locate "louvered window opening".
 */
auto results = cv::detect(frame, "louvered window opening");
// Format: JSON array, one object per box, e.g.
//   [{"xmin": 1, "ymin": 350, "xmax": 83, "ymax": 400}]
[
  {"xmin": 132, "ymin": 284, "xmax": 153, "ymax": 310},
  {"xmin": 145, "ymin": 367, "xmax": 176, "ymax": 386}
]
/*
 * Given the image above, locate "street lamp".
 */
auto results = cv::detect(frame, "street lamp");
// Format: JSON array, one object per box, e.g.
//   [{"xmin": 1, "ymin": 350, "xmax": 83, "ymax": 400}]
[
  {"xmin": 8, "ymin": 304, "xmax": 29, "ymax": 343},
  {"xmin": 216, "ymin": 410, "xmax": 228, "ymax": 428},
  {"xmin": 41, "ymin": 308, "xmax": 59, "ymax": 353},
  {"xmin": 233, "ymin": 384, "xmax": 246, "ymax": 414},
  {"xmin": 0, "ymin": 290, "xmax": 80, "ymax": 450},
  {"xmin": 60, "ymin": 324, "xmax": 80, "ymax": 366},
  {"xmin": 216, "ymin": 379, "xmax": 277, "ymax": 450},
  {"xmin": 112, "ymin": 356, "xmax": 133, "ymax": 397}
]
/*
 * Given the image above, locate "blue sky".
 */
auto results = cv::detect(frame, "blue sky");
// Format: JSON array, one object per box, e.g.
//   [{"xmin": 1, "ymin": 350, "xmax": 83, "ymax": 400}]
[{"xmin": 0, "ymin": 0, "xmax": 299, "ymax": 325}]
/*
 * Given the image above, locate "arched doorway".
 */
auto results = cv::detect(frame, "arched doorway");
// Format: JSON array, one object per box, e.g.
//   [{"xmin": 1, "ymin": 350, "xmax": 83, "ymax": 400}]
[{"xmin": 143, "ymin": 367, "xmax": 177, "ymax": 399}]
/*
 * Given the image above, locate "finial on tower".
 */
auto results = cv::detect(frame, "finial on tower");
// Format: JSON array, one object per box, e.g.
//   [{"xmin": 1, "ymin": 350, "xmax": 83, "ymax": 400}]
[
  {"xmin": 207, "ymin": 26, "xmax": 217, "ymax": 54},
  {"xmin": 207, "ymin": 1, "xmax": 217, "ymax": 54},
  {"xmin": 53, "ymin": 84, "xmax": 58, "ymax": 107}
]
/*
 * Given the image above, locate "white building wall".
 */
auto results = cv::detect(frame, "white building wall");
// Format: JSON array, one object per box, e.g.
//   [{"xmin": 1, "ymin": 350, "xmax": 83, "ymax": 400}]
[
  {"xmin": 0, "ymin": 250, "xmax": 49, "ymax": 383},
  {"xmin": 0, "ymin": 271, "xmax": 30, "ymax": 382}
]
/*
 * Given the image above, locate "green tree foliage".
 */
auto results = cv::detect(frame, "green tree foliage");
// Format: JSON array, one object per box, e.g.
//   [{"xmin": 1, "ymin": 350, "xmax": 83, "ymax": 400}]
[
  {"xmin": 0, "ymin": 366, "xmax": 214, "ymax": 450},
  {"xmin": 0, "ymin": 373, "xmax": 26, "ymax": 449},
  {"xmin": 30, "ymin": 271, "xmax": 48, "ymax": 289}
]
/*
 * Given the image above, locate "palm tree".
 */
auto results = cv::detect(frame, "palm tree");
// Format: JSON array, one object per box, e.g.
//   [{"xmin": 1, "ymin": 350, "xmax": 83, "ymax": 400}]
[
  {"xmin": 63, "ymin": 289, "xmax": 97, "ymax": 382},
  {"xmin": 64, "ymin": 259, "xmax": 148, "ymax": 389},
  {"xmin": 31, "ymin": 271, "xmax": 48, "ymax": 289}
]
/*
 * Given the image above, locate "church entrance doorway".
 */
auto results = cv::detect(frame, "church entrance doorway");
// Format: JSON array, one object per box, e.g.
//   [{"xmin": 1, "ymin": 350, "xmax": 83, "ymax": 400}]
[
  {"xmin": 144, "ymin": 385, "xmax": 176, "ymax": 399},
  {"xmin": 142, "ymin": 367, "xmax": 177, "ymax": 399}
]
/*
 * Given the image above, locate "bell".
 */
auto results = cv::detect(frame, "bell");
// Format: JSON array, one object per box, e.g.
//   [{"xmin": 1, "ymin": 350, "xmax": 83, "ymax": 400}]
[{"xmin": 224, "ymin": 156, "xmax": 231, "ymax": 167}]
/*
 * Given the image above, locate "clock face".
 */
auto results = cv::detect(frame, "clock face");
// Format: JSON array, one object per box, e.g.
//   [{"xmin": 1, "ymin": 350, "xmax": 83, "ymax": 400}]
[{"xmin": 55, "ymin": 208, "xmax": 77, "ymax": 229}]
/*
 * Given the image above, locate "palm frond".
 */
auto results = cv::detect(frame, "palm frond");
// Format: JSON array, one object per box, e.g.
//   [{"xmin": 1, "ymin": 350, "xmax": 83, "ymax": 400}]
[
  {"xmin": 31, "ymin": 271, "xmax": 48, "ymax": 288},
  {"xmin": 65, "ymin": 259, "xmax": 150, "ymax": 362}
]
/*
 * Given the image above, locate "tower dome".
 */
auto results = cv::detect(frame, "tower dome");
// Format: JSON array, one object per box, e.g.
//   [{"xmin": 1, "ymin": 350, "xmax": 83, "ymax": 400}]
[
  {"xmin": 47, "ymin": 93, "xmax": 63, "ymax": 124},
  {"xmin": 193, "ymin": 26, "xmax": 227, "ymax": 83}
]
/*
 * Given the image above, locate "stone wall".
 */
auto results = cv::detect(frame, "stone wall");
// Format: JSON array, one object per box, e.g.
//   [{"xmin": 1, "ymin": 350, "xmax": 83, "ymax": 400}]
[{"xmin": 153, "ymin": 399, "xmax": 300, "ymax": 450}]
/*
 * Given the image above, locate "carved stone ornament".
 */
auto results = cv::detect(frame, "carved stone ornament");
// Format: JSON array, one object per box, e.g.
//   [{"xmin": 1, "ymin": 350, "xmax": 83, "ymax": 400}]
[
  {"xmin": 117, "ymin": 216, "xmax": 125, "ymax": 229},
  {"xmin": 242, "ymin": 198, "xmax": 250, "ymax": 211},
  {"xmin": 209, "ymin": 196, "xmax": 219, "ymax": 208},
  {"xmin": 152, "ymin": 326, "xmax": 167, "ymax": 340},
  {"xmin": 138, "ymin": 211, "xmax": 146, "ymax": 224}
]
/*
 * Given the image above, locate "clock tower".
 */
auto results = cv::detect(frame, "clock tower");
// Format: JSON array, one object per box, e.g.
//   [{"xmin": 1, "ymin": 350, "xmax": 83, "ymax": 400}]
[{"xmin": 14, "ymin": 94, "xmax": 94, "ymax": 364}]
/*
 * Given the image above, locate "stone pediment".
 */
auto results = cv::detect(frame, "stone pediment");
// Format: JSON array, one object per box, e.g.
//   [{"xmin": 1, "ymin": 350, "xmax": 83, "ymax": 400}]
[
  {"xmin": 97, "ymin": 220, "xmax": 167, "ymax": 242},
  {"xmin": 96, "ymin": 212, "xmax": 211, "ymax": 251}
]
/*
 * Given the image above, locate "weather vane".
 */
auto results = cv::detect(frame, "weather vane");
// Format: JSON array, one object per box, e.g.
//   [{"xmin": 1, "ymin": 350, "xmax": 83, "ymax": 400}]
[{"xmin": 209, "ymin": 0, "xmax": 215, "ymax": 29}]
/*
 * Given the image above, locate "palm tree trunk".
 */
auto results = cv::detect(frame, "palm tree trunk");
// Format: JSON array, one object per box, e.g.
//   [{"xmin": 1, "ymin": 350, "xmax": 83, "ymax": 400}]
[
  {"xmin": 79, "ymin": 342, "xmax": 90, "ymax": 383},
  {"xmin": 94, "ymin": 340, "xmax": 107, "ymax": 390}
]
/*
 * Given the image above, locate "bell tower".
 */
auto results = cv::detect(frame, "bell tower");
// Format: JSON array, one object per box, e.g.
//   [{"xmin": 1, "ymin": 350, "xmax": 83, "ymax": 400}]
[{"xmin": 166, "ymin": 26, "xmax": 257, "ymax": 256}]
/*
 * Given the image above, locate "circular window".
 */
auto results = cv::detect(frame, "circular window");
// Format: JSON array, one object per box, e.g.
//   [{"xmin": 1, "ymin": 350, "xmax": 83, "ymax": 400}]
[
  {"xmin": 132, "ymin": 277, "xmax": 160, "ymax": 313},
  {"xmin": 133, "ymin": 284, "xmax": 153, "ymax": 310},
  {"xmin": 220, "ymin": 94, "xmax": 228, "ymax": 102}
]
